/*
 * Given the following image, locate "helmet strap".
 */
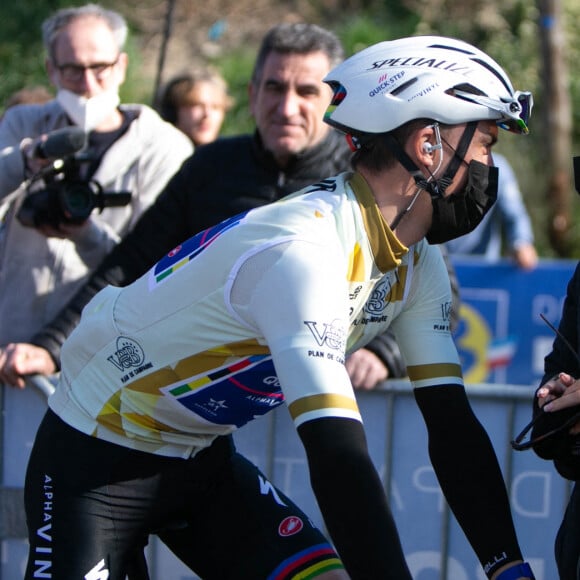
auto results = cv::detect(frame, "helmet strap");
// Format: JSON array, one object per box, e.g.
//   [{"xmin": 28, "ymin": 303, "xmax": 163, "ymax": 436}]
[
  {"xmin": 383, "ymin": 121, "xmax": 477, "ymax": 197},
  {"xmin": 386, "ymin": 121, "xmax": 478, "ymax": 231},
  {"xmin": 437, "ymin": 121, "xmax": 478, "ymax": 190}
]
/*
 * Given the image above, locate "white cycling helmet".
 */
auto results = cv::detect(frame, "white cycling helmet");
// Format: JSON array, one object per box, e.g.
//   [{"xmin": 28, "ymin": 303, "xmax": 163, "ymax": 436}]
[{"xmin": 323, "ymin": 35, "xmax": 532, "ymax": 136}]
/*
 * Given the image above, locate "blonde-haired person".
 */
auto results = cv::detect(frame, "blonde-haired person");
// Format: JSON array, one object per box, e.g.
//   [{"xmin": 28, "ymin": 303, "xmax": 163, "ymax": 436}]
[{"xmin": 157, "ymin": 68, "xmax": 234, "ymax": 146}]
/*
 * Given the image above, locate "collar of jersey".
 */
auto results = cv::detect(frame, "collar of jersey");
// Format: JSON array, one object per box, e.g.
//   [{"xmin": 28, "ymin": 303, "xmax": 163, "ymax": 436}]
[{"xmin": 348, "ymin": 172, "xmax": 408, "ymax": 273}]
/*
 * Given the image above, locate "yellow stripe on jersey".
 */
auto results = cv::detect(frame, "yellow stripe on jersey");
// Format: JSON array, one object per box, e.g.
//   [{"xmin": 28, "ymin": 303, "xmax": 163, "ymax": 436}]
[
  {"xmin": 96, "ymin": 389, "xmax": 178, "ymax": 437},
  {"xmin": 407, "ymin": 362, "xmax": 462, "ymax": 382},
  {"xmin": 387, "ymin": 264, "xmax": 407, "ymax": 303},
  {"xmin": 175, "ymin": 339, "xmax": 271, "ymax": 378},
  {"xmin": 288, "ymin": 393, "xmax": 359, "ymax": 421},
  {"xmin": 347, "ymin": 241, "xmax": 365, "ymax": 281},
  {"xmin": 93, "ymin": 338, "xmax": 274, "ymax": 439},
  {"xmin": 103, "ymin": 339, "xmax": 272, "ymax": 397}
]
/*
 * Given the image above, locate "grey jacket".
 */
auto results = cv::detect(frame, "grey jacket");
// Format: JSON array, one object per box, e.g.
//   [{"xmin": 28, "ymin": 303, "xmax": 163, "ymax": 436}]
[{"xmin": 0, "ymin": 100, "xmax": 192, "ymax": 343}]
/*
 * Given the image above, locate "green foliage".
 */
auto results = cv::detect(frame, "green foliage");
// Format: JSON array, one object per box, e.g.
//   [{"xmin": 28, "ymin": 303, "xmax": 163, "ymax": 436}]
[
  {"xmin": 2, "ymin": 0, "xmax": 580, "ymax": 257},
  {"xmin": 0, "ymin": 13, "xmax": 50, "ymax": 103},
  {"xmin": 209, "ymin": 50, "xmax": 256, "ymax": 136},
  {"xmin": 564, "ymin": 1, "xmax": 580, "ymax": 144},
  {"xmin": 336, "ymin": 11, "xmax": 420, "ymax": 56}
]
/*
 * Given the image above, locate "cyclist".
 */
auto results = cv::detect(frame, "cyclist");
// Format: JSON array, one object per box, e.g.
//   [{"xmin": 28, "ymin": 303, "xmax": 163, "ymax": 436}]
[{"xmin": 24, "ymin": 36, "xmax": 535, "ymax": 580}]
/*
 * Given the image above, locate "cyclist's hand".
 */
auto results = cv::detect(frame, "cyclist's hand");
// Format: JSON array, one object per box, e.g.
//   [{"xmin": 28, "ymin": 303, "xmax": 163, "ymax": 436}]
[
  {"xmin": 346, "ymin": 348, "xmax": 388, "ymax": 390},
  {"xmin": 0, "ymin": 343, "xmax": 56, "ymax": 388}
]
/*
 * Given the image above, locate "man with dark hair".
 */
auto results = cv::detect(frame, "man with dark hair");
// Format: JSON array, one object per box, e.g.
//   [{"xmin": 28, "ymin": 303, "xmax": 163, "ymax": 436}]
[{"xmin": 0, "ymin": 22, "xmax": 403, "ymax": 391}]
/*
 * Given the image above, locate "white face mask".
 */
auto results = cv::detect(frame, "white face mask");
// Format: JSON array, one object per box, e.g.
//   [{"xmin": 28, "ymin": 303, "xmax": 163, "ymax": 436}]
[{"xmin": 56, "ymin": 89, "xmax": 120, "ymax": 131}]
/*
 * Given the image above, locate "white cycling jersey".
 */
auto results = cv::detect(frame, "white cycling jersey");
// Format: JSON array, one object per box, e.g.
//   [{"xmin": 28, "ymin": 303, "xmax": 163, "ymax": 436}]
[{"xmin": 49, "ymin": 171, "xmax": 461, "ymax": 458}]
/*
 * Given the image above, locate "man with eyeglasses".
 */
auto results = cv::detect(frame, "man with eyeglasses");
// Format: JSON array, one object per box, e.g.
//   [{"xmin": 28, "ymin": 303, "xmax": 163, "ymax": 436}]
[
  {"xmin": 0, "ymin": 3, "xmax": 192, "ymax": 392},
  {"xmin": 0, "ymin": 11, "xmax": 192, "ymax": 568}
]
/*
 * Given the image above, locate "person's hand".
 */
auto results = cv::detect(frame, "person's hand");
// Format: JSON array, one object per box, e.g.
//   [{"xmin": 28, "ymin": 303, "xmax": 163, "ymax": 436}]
[
  {"xmin": 540, "ymin": 372, "xmax": 580, "ymax": 434},
  {"xmin": 537, "ymin": 372, "xmax": 574, "ymax": 406},
  {"xmin": 345, "ymin": 348, "xmax": 389, "ymax": 390},
  {"xmin": 20, "ymin": 136, "xmax": 53, "ymax": 175},
  {"xmin": 512, "ymin": 243, "xmax": 538, "ymax": 271},
  {"xmin": 0, "ymin": 343, "xmax": 57, "ymax": 388},
  {"xmin": 37, "ymin": 220, "xmax": 89, "ymax": 239}
]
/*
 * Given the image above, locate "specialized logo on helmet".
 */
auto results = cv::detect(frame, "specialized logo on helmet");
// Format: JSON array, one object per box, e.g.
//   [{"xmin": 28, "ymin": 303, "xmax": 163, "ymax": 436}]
[{"xmin": 367, "ymin": 56, "xmax": 474, "ymax": 76}]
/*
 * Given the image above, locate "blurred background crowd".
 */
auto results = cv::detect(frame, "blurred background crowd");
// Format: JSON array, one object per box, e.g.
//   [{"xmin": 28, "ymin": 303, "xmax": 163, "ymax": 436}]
[{"xmin": 3, "ymin": 0, "xmax": 580, "ymax": 258}]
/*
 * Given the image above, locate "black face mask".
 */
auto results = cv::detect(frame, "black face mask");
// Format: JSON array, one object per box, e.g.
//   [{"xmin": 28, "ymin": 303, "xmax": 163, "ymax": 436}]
[{"xmin": 426, "ymin": 160, "xmax": 498, "ymax": 244}]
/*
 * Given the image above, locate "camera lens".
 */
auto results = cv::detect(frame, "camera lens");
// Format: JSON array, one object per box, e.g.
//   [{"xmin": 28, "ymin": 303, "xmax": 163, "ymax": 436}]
[{"xmin": 59, "ymin": 182, "xmax": 96, "ymax": 221}]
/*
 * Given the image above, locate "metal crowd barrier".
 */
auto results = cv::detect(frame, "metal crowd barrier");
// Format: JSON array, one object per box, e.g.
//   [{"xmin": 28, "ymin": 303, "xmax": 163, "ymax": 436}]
[{"xmin": 1, "ymin": 378, "xmax": 571, "ymax": 579}]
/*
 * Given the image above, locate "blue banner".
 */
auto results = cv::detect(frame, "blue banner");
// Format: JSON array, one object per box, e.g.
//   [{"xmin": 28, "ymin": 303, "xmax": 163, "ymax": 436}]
[{"xmin": 452, "ymin": 257, "xmax": 577, "ymax": 386}]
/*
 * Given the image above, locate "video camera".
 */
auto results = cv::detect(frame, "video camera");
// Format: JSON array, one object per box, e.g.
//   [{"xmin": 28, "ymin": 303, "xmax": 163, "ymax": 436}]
[{"xmin": 17, "ymin": 127, "xmax": 132, "ymax": 229}]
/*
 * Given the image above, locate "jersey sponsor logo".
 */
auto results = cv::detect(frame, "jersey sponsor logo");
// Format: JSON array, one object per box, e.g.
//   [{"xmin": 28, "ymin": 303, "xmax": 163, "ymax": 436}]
[
  {"xmin": 107, "ymin": 337, "xmax": 153, "ymax": 383},
  {"xmin": 32, "ymin": 474, "xmax": 54, "ymax": 578},
  {"xmin": 433, "ymin": 300, "xmax": 453, "ymax": 331},
  {"xmin": 364, "ymin": 277, "xmax": 391, "ymax": 315},
  {"xmin": 84, "ymin": 559, "xmax": 109, "ymax": 580},
  {"xmin": 107, "ymin": 337, "xmax": 145, "ymax": 370},
  {"xmin": 278, "ymin": 516, "xmax": 304, "ymax": 537},
  {"xmin": 441, "ymin": 300, "xmax": 452, "ymax": 322},
  {"xmin": 259, "ymin": 474, "xmax": 287, "ymax": 507},
  {"xmin": 305, "ymin": 178, "xmax": 338, "ymax": 193},
  {"xmin": 107, "ymin": 336, "xmax": 153, "ymax": 383},
  {"xmin": 349, "ymin": 284, "xmax": 363, "ymax": 300},
  {"xmin": 162, "ymin": 355, "xmax": 284, "ymax": 427},
  {"xmin": 303, "ymin": 319, "xmax": 346, "ymax": 351},
  {"xmin": 150, "ymin": 214, "xmax": 244, "ymax": 287},
  {"xmin": 369, "ymin": 70, "xmax": 406, "ymax": 97}
]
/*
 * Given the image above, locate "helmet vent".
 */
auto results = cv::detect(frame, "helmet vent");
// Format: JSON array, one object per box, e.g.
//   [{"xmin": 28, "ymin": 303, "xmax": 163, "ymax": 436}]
[
  {"xmin": 471, "ymin": 57, "xmax": 512, "ymax": 93},
  {"xmin": 427, "ymin": 43, "xmax": 475, "ymax": 56},
  {"xmin": 391, "ymin": 77, "xmax": 418, "ymax": 96},
  {"xmin": 450, "ymin": 83, "xmax": 486, "ymax": 99}
]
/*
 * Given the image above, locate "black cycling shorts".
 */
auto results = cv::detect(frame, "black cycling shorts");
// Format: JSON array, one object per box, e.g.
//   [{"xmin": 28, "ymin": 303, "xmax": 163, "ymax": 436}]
[{"xmin": 24, "ymin": 410, "xmax": 343, "ymax": 580}]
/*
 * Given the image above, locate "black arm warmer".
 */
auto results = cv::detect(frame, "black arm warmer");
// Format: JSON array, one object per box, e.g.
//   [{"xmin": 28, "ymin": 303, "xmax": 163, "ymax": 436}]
[
  {"xmin": 297, "ymin": 417, "xmax": 411, "ymax": 580},
  {"xmin": 414, "ymin": 385, "xmax": 523, "ymax": 578}
]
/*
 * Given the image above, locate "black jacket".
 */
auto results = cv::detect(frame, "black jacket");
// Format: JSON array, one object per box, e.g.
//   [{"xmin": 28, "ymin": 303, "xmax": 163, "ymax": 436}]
[
  {"xmin": 532, "ymin": 262, "xmax": 580, "ymax": 479},
  {"xmin": 32, "ymin": 129, "xmax": 407, "ymax": 376}
]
